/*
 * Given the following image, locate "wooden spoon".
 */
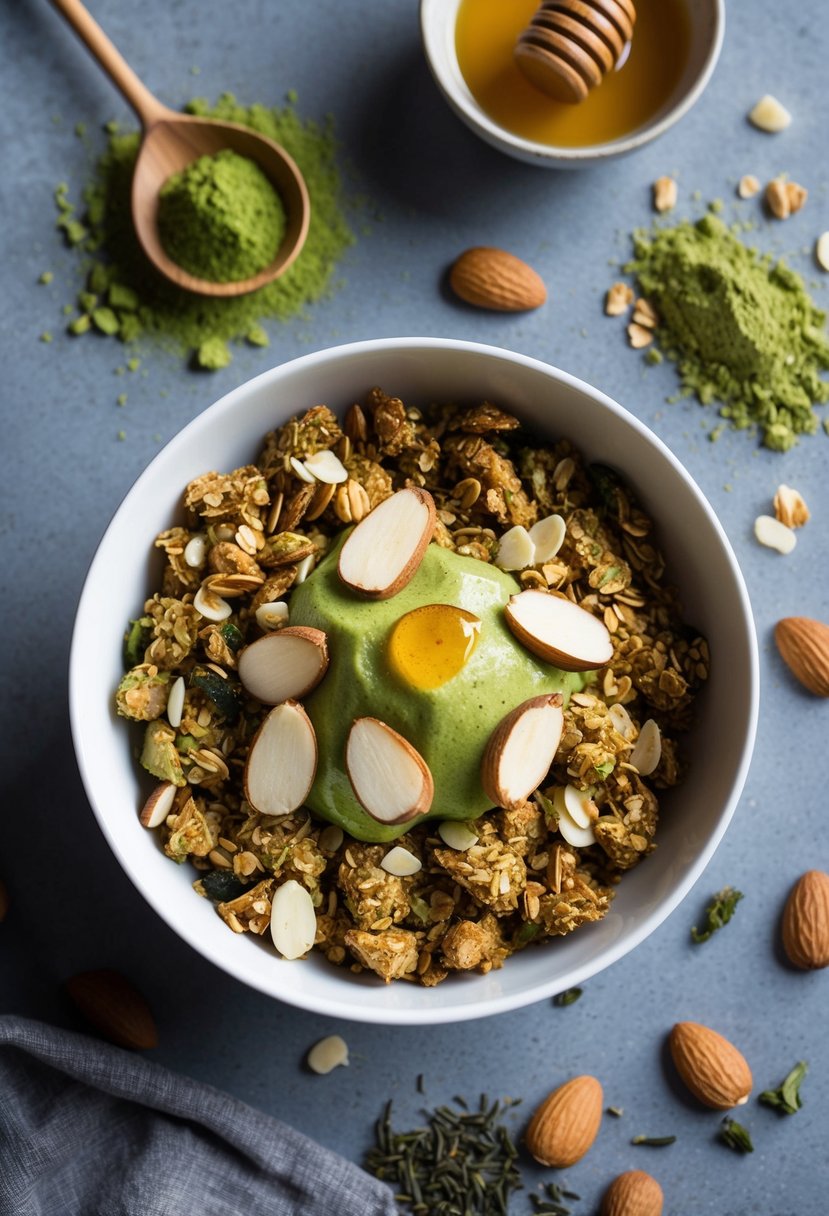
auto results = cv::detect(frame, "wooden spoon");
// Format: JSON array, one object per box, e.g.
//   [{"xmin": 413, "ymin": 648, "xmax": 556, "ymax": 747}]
[
  {"xmin": 516, "ymin": 0, "xmax": 636, "ymax": 104},
  {"xmin": 50, "ymin": 0, "xmax": 310, "ymax": 298}
]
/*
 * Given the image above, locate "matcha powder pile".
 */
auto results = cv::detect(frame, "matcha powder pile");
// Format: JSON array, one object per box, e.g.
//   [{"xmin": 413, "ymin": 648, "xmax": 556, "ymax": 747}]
[
  {"xmin": 627, "ymin": 214, "xmax": 829, "ymax": 450},
  {"xmin": 53, "ymin": 94, "xmax": 354, "ymax": 369}
]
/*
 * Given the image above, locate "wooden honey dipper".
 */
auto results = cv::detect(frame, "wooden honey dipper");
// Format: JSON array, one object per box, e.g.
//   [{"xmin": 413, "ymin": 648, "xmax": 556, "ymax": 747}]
[{"xmin": 515, "ymin": 0, "xmax": 637, "ymax": 104}]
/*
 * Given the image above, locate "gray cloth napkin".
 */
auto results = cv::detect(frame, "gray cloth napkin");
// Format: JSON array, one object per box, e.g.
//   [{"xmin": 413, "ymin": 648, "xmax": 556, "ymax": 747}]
[{"xmin": 0, "ymin": 1015, "xmax": 397, "ymax": 1216}]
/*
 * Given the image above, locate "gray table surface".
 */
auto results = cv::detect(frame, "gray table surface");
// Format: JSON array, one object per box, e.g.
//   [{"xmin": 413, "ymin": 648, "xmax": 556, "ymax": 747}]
[{"xmin": 2, "ymin": 1, "xmax": 828, "ymax": 1212}]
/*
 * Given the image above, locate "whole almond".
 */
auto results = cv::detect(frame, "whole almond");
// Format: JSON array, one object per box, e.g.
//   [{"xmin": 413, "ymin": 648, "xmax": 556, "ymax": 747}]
[
  {"xmin": 65, "ymin": 969, "xmax": 158, "ymax": 1051},
  {"xmin": 449, "ymin": 247, "xmax": 547, "ymax": 312},
  {"xmin": 774, "ymin": 617, "xmax": 829, "ymax": 696},
  {"xmin": 525, "ymin": 1074, "xmax": 603, "ymax": 1167},
  {"xmin": 669, "ymin": 1022, "xmax": 752, "ymax": 1109},
  {"xmin": 602, "ymin": 1170, "xmax": 664, "ymax": 1216},
  {"xmin": 782, "ymin": 869, "xmax": 829, "ymax": 969}
]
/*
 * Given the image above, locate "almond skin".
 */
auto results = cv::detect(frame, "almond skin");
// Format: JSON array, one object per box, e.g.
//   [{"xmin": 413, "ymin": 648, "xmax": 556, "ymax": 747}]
[
  {"xmin": 774, "ymin": 617, "xmax": 829, "ymax": 696},
  {"xmin": 602, "ymin": 1170, "xmax": 664, "ymax": 1216},
  {"xmin": 782, "ymin": 869, "xmax": 829, "ymax": 969},
  {"xmin": 525, "ymin": 1074, "xmax": 603, "ymax": 1167},
  {"xmin": 65, "ymin": 969, "xmax": 158, "ymax": 1050},
  {"xmin": 669, "ymin": 1022, "xmax": 752, "ymax": 1109},
  {"xmin": 449, "ymin": 247, "xmax": 547, "ymax": 312}
]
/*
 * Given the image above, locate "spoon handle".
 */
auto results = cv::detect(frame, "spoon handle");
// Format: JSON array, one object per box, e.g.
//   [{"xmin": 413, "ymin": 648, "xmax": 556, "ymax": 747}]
[{"xmin": 49, "ymin": 0, "xmax": 170, "ymax": 128}]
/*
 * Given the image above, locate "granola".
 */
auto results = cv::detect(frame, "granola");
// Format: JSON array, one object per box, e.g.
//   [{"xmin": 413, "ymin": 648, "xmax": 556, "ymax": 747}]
[{"xmin": 117, "ymin": 389, "xmax": 708, "ymax": 985}]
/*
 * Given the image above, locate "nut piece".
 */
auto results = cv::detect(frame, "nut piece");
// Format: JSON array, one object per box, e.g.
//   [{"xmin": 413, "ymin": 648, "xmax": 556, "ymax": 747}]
[
  {"xmin": 737, "ymin": 174, "xmax": 760, "ymax": 199},
  {"xmin": 605, "ymin": 281, "xmax": 634, "ymax": 316},
  {"xmin": 786, "ymin": 181, "xmax": 808, "ymax": 214},
  {"xmin": 238, "ymin": 626, "xmax": 329, "ymax": 705},
  {"xmin": 816, "ymin": 232, "xmax": 829, "ymax": 272},
  {"xmin": 244, "ymin": 701, "xmax": 318, "ymax": 817},
  {"xmin": 270, "ymin": 878, "xmax": 317, "ymax": 960},
  {"xmin": 504, "ymin": 589, "xmax": 614, "ymax": 671},
  {"xmin": 781, "ymin": 869, "xmax": 829, "ymax": 969},
  {"xmin": 380, "ymin": 845, "xmax": 423, "ymax": 877},
  {"xmin": 774, "ymin": 617, "xmax": 829, "ymax": 696},
  {"xmin": 481, "ymin": 694, "xmax": 564, "ymax": 811},
  {"xmin": 65, "ymin": 969, "xmax": 158, "ymax": 1050},
  {"xmin": 449, "ymin": 246, "xmax": 547, "ymax": 312},
  {"xmin": 652, "ymin": 176, "xmax": 677, "ymax": 213},
  {"xmin": 525, "ymin": 1075, "xmax": 604, "ymax": 1167},
  {"xmin": 754, "ymin": 514, "xmax": 796, "ymax": 554},
  {"xmin": 346, "ymin": 717, "xmax": 434, "ymax": 824},
  {"xmin": 627, "ymin": 322, "xmax": 654, "ymax": 349},
  {"xmin": 669, "ymin": 1022, "xmax": 752, "ymax": 1109},
  {"xmin": 307, "ymin": 1034, "xmax": 350, "ymax": 1074},
  {"xmin": 139, "ymin": 781, "xmax": 177, "ymax": 829},
  {"xmin": 748, "ymin": 94, "xmax": 792, "ymax": 132},
  {"xmin": 338, "ymin": 487, "xmax": 436, "ymax": 599},
  {"xmin": 632, "ymin": 298, "xmax": 659, "ymax": 329},
  {"xmin": 773, "ymin": 484, "xmax": 810, "ymax": 529},
  {"xmin": 438, "ymin": 820, "xmax": 479, "ymax": 851},
  {"xmin": 765, "ymin": 178, "xmax": 807, "ymax": 220},
  {"xmin": 629, "ymin": 718, "xmax": 662, "ymax": 776},
  {"xmin": 602, "ymin": 1170, "xmax": 664, "ymax": 1216}
]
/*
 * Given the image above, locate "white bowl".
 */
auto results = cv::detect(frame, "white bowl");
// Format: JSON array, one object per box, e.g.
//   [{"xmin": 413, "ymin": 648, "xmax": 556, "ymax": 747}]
[
  {"xmin": 70, "ymin": 338, "xmax": 757, "ymax": 1024},
  {"xmin": 420, "ymin": 0, "xmax": 725, "ymax": 167}
]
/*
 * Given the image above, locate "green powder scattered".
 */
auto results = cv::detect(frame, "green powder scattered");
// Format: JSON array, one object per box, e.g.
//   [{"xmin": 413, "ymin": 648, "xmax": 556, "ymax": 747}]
[
  {"xmin": 51, "ymin": 93, "xmax": 354, "ymax": 367},
  {"xmin": 626, "ymin": 215, "xmax": 829, "ymax": 450},
  {"xmin": 157, "ymin": 148, "xmax": 286, "ymax": 283}
]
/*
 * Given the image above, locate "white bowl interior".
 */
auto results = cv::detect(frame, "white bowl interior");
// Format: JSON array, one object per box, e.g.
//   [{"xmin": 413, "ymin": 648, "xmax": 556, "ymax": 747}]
[
  {"xmin": 70, "ymin": 339, "xmax": 757, "ymax": 1024},
  {"xmin": 420, "ymin": 0, "xmax": 724, "ymax": 165}
]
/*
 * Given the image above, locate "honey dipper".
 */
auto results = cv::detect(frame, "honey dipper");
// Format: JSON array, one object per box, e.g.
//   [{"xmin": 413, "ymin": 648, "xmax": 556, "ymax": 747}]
[{"xmin": 515, "ymin": 0, "xmax": 637, "ymax": 104}]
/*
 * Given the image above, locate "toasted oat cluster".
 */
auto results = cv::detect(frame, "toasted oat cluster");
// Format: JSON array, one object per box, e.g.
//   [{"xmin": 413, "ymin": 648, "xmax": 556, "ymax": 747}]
[{"xmin": 116, "ymin": 389, "xmax": 708, "ymax": 985}]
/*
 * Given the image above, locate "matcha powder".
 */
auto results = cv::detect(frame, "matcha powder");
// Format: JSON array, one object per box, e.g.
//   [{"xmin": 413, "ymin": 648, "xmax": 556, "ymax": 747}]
[
  {"xmin": 627, "ymin": 215, "xmax": 829, "ymax": 450},
  {"xmin": 53, "ymin": 94, "xmax": 354, "ymax": 368},
  {"xmin": 158, "ymin": 148, "xmax": 286, "ymax": 283}
]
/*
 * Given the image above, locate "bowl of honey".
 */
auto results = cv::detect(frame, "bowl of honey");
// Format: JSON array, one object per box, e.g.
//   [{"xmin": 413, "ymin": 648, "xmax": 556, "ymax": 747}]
[{"xmin": 420, "ymin": 0, "xmax": 724, "ymax": 166}]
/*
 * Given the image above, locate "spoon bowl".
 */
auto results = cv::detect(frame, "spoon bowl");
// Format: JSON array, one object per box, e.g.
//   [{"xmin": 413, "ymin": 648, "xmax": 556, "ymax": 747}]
[
  {"xmin": 133, "ymin": 115, "xmax": 309, "ymax": 297},
  {"xmin": 51, "ymin": 0, "xmax": 310, "ymax": 298}
]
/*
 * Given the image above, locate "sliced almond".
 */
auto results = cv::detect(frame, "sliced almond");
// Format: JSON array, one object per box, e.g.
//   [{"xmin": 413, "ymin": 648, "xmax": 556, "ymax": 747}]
[
  {"xmin": 437, "ymin": 820, "xmax": 479, "ymax": 851},
  {"xmin": 194, "ymin": 582, "xmax": 232, "ymax": 622},
  {"xmin": 748, "ymin": 94, "xmax": 792, "ymax": 132},
  {"xmin": 553, "ymin": 786, "xmax": 597, "ymax": 848},
  {"xmin": 529, "ymin": 514, "xmax": 566, "ymax": 562},
  {"xmin": 495, "ymin": 525, "xmax": 535, "ymax": 571},
  {"xmin": 774, "ymin": 484, "xmax": 810, "ymax": 528},
  {"xmin": 563, "ymin": 783, "xmax": 597, "ymax": 829},
  {"xmin": 244, "ymin": 701, "xmax": 318, "ymax": 817},
  {"xmin": 307, "ymin": 1034, "xmax": 350, "ymax": 1074},
  {"xmin": 629, "ymin": 718, "xmax": 662, "ymax": 776},
  {"xmin": 270, "ymin": 878, "xmax": 317, "ymax": 959},
  {"xmin": 609, "ymin": 702, "xmax": 636, "ymax": 741},
  {"xmin": 166, "ymin": 675, "xmax": 185, "ymax": 729},
  {"xmin": 504, "ymin": 589, "xmax": 613, "ymax": 672},
  {"xmin": 737, "ymin": 174, "xmax": 760, "ymax": 199},
  {"xmin": 303, "ymin": 449, "xmax": 349, "ymax": 484},
  {"xmin": 289, "ymin": 455, "xmax": 316, "ymax": 484},
  {"xmin": 238, "ymin": 626, "xmax": 329, "ymax": 705},
  {"xmin": 381, "ymin": 845, "xmax": 423, "ymax": 876},
  {"xmin": 139, "ymin": 781, "xmax": 177, "ymax": 828},
  {"xmin": 345, "ymin": 717, "xmax": 434, "ymax": 824},
  {"xmin": 338, "ymin": 487, "xmax": 436, "ymax": 599},
  {"xmin": 255, "ymin": 600, "xmax": 289, "ymax": 631},
  {"xmin": 754, "ymin": 514, "xmax": 796, "ymax": 554},
  {"xmin": 817, "ymin": 232, "xmax": 829, "ymax": 272},
  {"xmin": 481, "ymin": 694, "xmax": 564, "ymax": 811}
]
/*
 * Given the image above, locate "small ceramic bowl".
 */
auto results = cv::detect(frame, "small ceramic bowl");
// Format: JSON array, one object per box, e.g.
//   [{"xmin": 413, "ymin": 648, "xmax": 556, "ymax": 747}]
[
  {"xmin": 420, "ymin": 0, "xmax": 724, "ymax": 167},
  {"xmin": 70, "ymin": 338, "xmax": 757, "ymax": 1025}
]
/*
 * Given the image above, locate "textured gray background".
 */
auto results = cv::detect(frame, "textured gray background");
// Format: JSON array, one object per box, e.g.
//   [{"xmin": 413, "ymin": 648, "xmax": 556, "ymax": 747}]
[{"xmin": 1, "ymin": 1, "xmax": 828, "ymax": 1212}]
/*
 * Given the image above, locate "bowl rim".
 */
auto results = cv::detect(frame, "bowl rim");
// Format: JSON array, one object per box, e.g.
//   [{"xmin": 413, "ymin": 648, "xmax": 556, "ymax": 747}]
[
  {"xmin": 419, "ymin": 0, "xmax": 726, "ymax": 164},
  {"xmin": 69, "ymin": 337, "xmax": 758, "ymax": 1024}
]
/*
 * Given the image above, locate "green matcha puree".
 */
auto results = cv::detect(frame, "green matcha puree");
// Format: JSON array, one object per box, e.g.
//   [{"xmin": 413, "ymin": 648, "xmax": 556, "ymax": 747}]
[
  {"xmin": 158, "ymin": 149, "xmax": 286, "ymax": 283},
  {"xmin": 290, "ymin": 538, "xmax": 583, "ymax": 843}
]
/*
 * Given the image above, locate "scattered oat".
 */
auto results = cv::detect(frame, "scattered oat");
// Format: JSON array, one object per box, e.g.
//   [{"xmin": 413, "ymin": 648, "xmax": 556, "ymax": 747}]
[
  {"xmin": 653, "ymin": 176, "xmax": 677, "ymax": 213},
  {"xmin": 605, "ymin": 281, "xmax": 634, "ymax": 316},
  {"xmin": 627, "ymin": 322, "xmax": 654, "ymax": 349},
  {"xmin": 754, "ymin": 514, "xmax": 797, "ymax": 554},
  {"xmin": 632, "ymin": 298, "xmax": 659, "ymax": 329},
  {"xmin": 817, "ymin": 233, "xmax": 829, "ymax": 272},
  {"xmin": 737, "ymin": 174, "xmax": 760, "ymax": 199},
  {"xmin": 307, "ymin": 1034, "xmax": 350, "ymax": 1074},
  {"xmin": 773, "ymin": 484, "xmax": 810, "ymax": 529},
  {"xmin": 748, "ymin": 94, "xmax": 792, "ymax": 133}
]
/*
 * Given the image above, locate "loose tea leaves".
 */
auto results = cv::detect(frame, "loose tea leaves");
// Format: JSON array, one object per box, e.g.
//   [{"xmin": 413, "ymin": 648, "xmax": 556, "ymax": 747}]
[
  {"xmin": 759, "ymin": 1061, "xmax": 808, "ymax": 1114},
  {"xmin": 691, "ymin": 886, "xmax": 744, "ymax": 944},
  {"xmin": 719, "ymin": 1117, "xmax": 754, "ymax": 1154},
  {"xmin": 365, "ymin": 1096, "xmax": 523, "ymax": 1215}
]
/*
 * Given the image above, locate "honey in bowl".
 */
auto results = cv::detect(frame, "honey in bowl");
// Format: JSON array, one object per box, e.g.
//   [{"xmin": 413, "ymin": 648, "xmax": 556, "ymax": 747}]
[{"xmin": 455, "ymin": 0, "xmax": 691, "ymax": 147}]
